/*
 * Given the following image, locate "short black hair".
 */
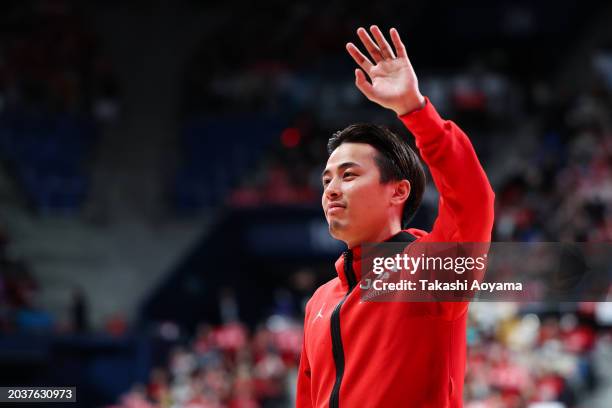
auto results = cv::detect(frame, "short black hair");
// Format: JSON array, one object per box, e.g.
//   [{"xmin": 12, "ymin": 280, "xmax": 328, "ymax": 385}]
[{"xmin": 327, "ymin": 123, "xmax": 426, "ymax": 228}]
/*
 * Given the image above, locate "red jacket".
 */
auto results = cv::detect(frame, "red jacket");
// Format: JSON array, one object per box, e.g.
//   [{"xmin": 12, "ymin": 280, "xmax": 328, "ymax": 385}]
[{"xmin": 296, "ymin": 97, "xmax": 495, "ymax": 407}]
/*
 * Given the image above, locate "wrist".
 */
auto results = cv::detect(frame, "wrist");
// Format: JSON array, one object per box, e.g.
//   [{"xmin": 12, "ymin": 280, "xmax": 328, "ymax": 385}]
[{"xmin": 395, "ymin": 93, "xmax": 426, "ymax": 116}]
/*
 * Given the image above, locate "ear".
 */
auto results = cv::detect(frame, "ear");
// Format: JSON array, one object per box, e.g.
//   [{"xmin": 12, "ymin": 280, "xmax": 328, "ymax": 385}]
[{"xmin": 390, "ymin": 180, "xmax": 411, "ymax": 206}]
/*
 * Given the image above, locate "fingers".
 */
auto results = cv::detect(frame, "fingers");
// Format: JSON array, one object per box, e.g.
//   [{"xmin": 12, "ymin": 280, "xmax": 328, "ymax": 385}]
[
  {"xmin": 346, "ymin": 42, "xmax": 374, "ymax": 73},
  {"xmin": 354, "ymin": 68, "xmax": 375, "ymax": 100},
  {"xmin": 357, "ymin": 27, "xmax": 384, "ymax": 63},
  {"xmin": 389, "ymin": 27, "xmax": 408, "ymax": 59},
  {"xmin": 355, "ymin": 26, "xmax": 406, "ymax": 62},
  {"xmin": 369, "ymin": 25, "xmax": 395, "ymax": 60}
]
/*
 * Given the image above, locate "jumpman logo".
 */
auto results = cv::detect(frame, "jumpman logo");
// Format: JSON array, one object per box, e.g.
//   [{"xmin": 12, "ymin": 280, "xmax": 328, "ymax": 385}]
[{"xmin": 312, "ymin": 303, "xmax": 326, "ymax": 322}]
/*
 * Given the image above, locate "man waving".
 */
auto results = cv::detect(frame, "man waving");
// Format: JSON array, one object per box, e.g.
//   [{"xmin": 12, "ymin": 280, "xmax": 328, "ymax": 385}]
[{"xmin": 296, "ymin": 26, "xmax": 495, "ymax": 407}]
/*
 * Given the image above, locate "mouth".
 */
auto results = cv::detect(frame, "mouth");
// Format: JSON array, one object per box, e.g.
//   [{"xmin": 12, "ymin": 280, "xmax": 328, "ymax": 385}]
[{"xmin": 327, "ymin": 203, "xmax": 346, "ymax": 215}]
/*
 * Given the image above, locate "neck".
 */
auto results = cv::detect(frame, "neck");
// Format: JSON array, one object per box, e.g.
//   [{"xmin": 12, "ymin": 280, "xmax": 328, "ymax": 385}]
[{"xmin": 346, "ymin": 219, "xmax": 403, "ymax": 249}]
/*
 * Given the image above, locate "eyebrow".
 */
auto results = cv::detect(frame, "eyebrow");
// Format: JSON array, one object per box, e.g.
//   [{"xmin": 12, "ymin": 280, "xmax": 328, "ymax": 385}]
[{"xmin": 322, "ymin": 162, "xmax": 361, "ymax": 178}]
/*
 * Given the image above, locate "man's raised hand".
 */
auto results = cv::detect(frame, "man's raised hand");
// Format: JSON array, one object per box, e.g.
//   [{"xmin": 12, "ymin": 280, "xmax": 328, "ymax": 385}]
[{"xmin": 346, "ymin": 26, "xmax": 425, "ymax": 116}]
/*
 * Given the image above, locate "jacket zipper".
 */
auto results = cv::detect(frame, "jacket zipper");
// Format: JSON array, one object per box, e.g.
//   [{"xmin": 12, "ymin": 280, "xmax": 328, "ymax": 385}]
[{"xmin": 329, "ymin": 249, "xmax": 356, "ymax": 408}]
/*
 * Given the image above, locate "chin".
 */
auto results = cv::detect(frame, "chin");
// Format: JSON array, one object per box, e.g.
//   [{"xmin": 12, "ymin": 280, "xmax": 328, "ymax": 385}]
[{"xmin": 329, "ymin": 220, "xmax": 350, "ymax": 241}]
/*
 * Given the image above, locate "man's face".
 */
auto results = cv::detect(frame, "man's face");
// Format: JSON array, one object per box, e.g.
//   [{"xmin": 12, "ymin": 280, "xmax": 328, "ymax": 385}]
[{"xmin": 322, "ymin": 142, "xmax": 398, "ymax": 247}]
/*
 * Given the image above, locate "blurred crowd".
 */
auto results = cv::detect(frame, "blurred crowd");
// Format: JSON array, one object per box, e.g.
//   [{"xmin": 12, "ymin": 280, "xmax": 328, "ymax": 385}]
[
  {"xmin": 109, "ymin": 280, "xmax": 315, "ymax": 408},
  {"xmin": 0, "ymin": 224, "xmax": 50, "ymax": 332},
  {"xmin": 494, "ymin": 82, "xmax": 612, "ymax": 242},
  {"xmin": 461, "ymin": 55, "xmax": 612, "ymax": 407},
  {"xmin": 0, "ymin": 1, "xmax": 119, "ymax": 119},
  {"xmin": 109, "ymin": 319, "xmax": 302, "ymax": 408},
  {"xmin": 0, "ymin": 223, "xmax": 96, "ymax": 334},
  {"xmin": 465, "ymin": 303, "xmax": 612, "ymax": 408},
  {"xmin": 0, "ymin": 1, "xmax": 118, "ymax": 214}
]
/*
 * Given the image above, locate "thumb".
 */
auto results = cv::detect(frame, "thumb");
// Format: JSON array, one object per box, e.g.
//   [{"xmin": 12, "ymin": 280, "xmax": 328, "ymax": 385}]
[{"xmin": 355, "ymin": 69, "xmax": 375, "ymax": 100}]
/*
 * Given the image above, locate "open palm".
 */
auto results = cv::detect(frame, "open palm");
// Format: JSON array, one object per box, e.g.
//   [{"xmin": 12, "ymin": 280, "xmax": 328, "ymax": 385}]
[{"xmin": 346, "ymin": 26, "xmax": 425, "ymax": 116}]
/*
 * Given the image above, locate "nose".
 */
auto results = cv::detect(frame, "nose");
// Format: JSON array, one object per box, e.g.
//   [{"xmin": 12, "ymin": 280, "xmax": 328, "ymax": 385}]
[{"xmin": 324, "ymin": 177, "xmax": 341, "ymax": 201}]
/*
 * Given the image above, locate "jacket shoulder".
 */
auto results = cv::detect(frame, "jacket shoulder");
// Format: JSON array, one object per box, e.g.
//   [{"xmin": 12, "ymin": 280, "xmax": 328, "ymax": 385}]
[{"xmin": 305, "ymin": 277, "xmax": 340, "ymax": 312}]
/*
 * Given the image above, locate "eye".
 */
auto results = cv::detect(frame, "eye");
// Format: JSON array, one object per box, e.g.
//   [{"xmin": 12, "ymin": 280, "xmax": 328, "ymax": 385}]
[
  {"xmin": 322, "ymin": 178, "xmax": 331, "ymax": 186},
  {"xmin": 343, "ymin": 171, "xmax": 356, "ymax": 179}
]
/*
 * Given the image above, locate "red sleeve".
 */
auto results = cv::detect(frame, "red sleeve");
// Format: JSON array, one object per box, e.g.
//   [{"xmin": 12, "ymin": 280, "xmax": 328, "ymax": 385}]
[
  {"xmin": 398, "ymin": 96, "xmax": 495, "ymax": 243},
  {"xmin": 296, "ymin": 304, "xmax": 313, "ymax": 407},
  {"xmin": 399, "ymin": 97, "xmax": 495, "ymax": 320}
]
